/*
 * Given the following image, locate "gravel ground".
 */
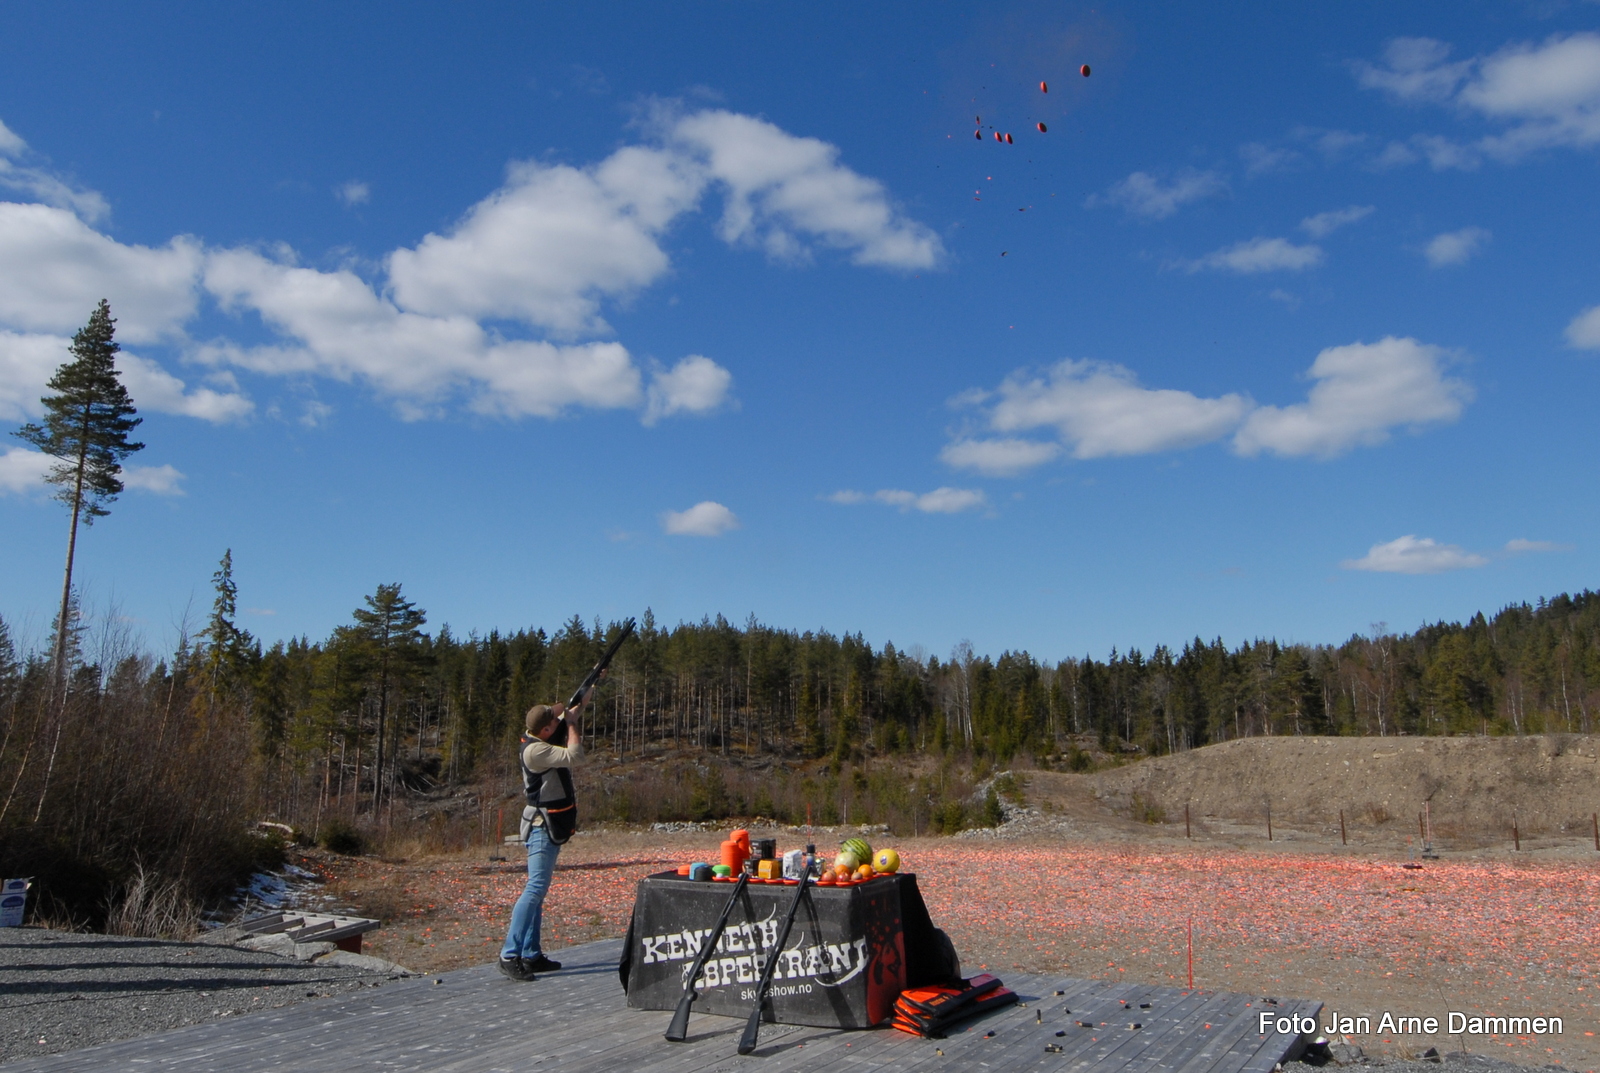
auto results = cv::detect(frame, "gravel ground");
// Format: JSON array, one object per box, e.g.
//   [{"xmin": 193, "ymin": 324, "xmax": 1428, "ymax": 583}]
[{"xmin": 0, "ymin": 927, "xmax": 413, "ymax": 1064}]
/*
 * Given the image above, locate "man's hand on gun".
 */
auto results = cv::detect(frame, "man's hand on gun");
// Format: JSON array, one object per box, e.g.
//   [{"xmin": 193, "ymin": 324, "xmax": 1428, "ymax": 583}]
[{"xmin": 541, "ymin": 669, "xmax": 605, "ymax": 745}]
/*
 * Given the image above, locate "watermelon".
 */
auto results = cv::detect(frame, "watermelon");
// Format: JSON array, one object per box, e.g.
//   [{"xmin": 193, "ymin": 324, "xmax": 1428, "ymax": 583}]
[{"xmin": 841, "ymin": 837, "xmax": 872, "ymax": 862}]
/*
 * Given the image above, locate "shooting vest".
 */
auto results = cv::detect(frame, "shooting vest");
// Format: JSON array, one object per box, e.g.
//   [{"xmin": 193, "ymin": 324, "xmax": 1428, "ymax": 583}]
[{"xmin": 519, "ymin": 732, "xmax": 578, "ymax": 844}]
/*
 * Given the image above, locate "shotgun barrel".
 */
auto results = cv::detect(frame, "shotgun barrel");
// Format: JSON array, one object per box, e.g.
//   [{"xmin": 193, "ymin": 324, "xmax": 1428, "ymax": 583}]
[
  {"xmin": 566, "ymin": 618, "xmax": 636, "ymax": 709},
  {"xmin": 737, "ymin": 871, "xmax": 811, "ymax": 1055},
  {"xmin": 664, "ymin": 873, "xmax": 750, "ymax": 1042}
]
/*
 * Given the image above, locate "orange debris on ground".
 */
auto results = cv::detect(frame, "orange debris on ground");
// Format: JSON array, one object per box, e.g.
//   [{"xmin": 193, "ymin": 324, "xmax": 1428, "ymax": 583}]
[{"xmin": 302, "ymin": 836, "xmax": 1600, "ymax": 1071}]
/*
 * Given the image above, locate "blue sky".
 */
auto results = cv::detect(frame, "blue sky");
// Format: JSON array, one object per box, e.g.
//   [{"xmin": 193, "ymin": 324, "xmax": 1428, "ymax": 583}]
[{"xmin": 2, "ymin": 1, "xmax": 1597, "ymax": 662}]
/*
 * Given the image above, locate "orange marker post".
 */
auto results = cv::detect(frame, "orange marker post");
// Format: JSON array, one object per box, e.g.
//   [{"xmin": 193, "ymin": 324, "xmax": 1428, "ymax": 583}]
[{"xmin": 1186, "ymin": 918, "xmax": 1193, "ymax": 990}]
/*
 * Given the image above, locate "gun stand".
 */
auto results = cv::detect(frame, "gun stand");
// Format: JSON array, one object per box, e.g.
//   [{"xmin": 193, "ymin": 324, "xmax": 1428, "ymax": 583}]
[{"xmin": 1420, "ymin": 801, "xmax": 1439, "ymax": 859}]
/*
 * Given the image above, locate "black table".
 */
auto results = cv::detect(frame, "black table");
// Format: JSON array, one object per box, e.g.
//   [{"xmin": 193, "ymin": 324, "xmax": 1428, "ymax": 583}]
[{"xmin": 619, "ymin": 871, "xmax": 956, "ymax": 1029}]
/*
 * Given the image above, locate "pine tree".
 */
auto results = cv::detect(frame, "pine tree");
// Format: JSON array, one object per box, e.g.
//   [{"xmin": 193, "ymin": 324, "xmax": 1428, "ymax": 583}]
[
  {"xmin": 352, "ymin": 584, "xmax": 427, "ymax": 810},
  {"xmin": 13, "ymin": 300, "xmax": 143, "ymax": 700}
]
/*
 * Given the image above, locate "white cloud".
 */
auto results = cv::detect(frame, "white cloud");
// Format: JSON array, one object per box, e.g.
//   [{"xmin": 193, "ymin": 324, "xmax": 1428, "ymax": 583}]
[
  {"xmin": 830, "ymin": 487, "xmax": 987, "ymax": 514},
  {"xmin": 119, "ymin": 351, "xmax": 253, "ymax": 423},
  {"xmin": 1370, "ymin": 140, "xmax": 1421, "ymax": 169},
  {"xmin": 1413, "ymin": 134, "xmax": 1482, "ymax": 171},
  {"xmin": 1424, "ymin": 226, "xmax": 1491, "ymax": 267},
  {"xmin": 671, "ymin": 110, "xmax": 943, "ymax": 270},
  {"xmin": 0, "ymin": 108, "xmax": 929, "ymax": 428},
  {"xmin": 337, "ymin": 181, "xmax": 370, "ymax": 207},
  {"xmin": 949, "ymin": 337, "xmax": 1472, "ymax": 471},
  {"xmin": 1354, "ymin": 38, "xmax": 1473, "ymax": 103},
  {"xmin": 202, "ymin": 247, "xmax": 648, "ymax": 419},
  {"xmin": 0, "ymin": 445, "xmax": 50, "ymax": 493},
  {"xmin": 1, "ymin": 432, "xmax": 186, "ymax": 501},
  {"xmin": 0, "ymin": 203, "xmax": 201, "ymax": 343},
  {"xmin": 1566, "ymin": 304, "xmax": 1600, "ymax": 349},
  {"xmin": 643, "ymin": 354, "xmax": 733, "ymax": 425},
  {"xmin": 386, "ymin": 112, "xmax": 942, "ymax": 336},
  {"xmin": 1341, "ymin": 535, "xmax": 1488, "ymax": 574},
  {"xmin": 1505, "ymin": 538, "xmax": 1573, "ymax": 554},
  {"xmin": 1306, "ymin": 129, "xmax": 1368, "ymax": 158},
  {"xmin": 1087, "ymin": 169, "xmax": 1227, "ymax": 220},
  {"xmin": 0, "ymin": 329, "xmax": 67, "ymax": 420},
  {"xmin": 1234, "ymin": 337, "xmax": 1471, "ymax": 458},
  {"xmin": 122, "ymin": 463, "xmax": 185, "ymax": 495},
  {"xmin": 0, "ymin": 120, "xmax": 110, "ymax": 223},
  {"xmin": 972, "ymin": 361, "xmax": 1251, "ymax": 461},
  {"xmin": 1239, "ymin": 143, "xmax": 1301, "ymax": 176},
  {"xmin": 939, "ymin": 437, "xmax": 1062, "ymax": 477},
  {"xmin": 661, "ymin": 500, "xmax": 739, "ymax": 536},
  {"xmin": 1300, "ymin": 205, "xmax": 1374, "ymax": 238},
  {"xmin": 0, "ymin": 330, "xmax": 249, "ymax": 424},
  {"xmin": 1187, "ymin": 237, "xmax": 1324, "ymax": 274},
  {"xmin": 1466, "ymin": 33, "xmax": 1600, "ymax": 156},
  {"xmin": 1357, "ymin": 33, "xmax": 1600, "ymax": 161},
  {"xmin": 387, "ymin": 146, "xmax": 699, "ymax": 335}
]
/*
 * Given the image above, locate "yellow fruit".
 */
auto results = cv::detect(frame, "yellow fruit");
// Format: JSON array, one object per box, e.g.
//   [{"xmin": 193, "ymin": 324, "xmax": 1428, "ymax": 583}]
[{"xmin": 873, "ymin": 848, "xmax": 901, "ymax": 873}]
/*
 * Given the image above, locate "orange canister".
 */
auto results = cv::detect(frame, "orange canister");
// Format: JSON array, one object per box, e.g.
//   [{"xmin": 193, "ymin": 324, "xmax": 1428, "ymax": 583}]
[
  {"xmin": 731, "ymin": 828, "xmax": 751, "ymax": 860},
  {"xmin": 720, "ymin": 839, "xmax": 745, "ymax": 874}
]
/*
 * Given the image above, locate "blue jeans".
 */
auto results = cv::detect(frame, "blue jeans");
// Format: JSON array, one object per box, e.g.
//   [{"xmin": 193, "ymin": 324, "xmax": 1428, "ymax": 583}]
[{"xmin": 500, "ymin": 822, "xmax": 560, "ymax": 961}]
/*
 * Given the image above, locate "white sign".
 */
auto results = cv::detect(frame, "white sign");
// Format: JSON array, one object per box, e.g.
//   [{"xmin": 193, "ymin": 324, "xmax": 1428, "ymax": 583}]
[{"xmin": 0, "ymin": 877, "xmax": 31, "ymax": 927}]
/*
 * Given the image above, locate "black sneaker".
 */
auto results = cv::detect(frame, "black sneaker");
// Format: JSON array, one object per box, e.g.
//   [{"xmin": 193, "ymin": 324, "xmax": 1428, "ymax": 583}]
[
  {"xmin": 497, "ymin": 957, "xmax": 537, "ymax": 981},
  {"xmin": 523, "ymin": 954, "xmax": 562, "ymax": 973}
]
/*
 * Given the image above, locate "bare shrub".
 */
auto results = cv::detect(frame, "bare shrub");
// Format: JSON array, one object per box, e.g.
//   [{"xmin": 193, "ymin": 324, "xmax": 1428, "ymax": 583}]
[
  {"xmin": 0, "ymin": 609, "xmax": 276, "ymax": 930},
  {"xmin": 1358, "ymin": 802, "xmax": 1392, "ymax": 825},
  {"xmin": 1131, "ymin": 793, "xmax": 1167, "ymax": 825},
  {"xmin": 106, "ymin": 862, "xmax": 199, "ymax": 939}
]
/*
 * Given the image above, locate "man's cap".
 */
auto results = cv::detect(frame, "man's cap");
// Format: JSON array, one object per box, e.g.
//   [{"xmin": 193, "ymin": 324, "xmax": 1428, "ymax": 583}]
[{"xmin": 526, "ymin": 704, "xmax": 554, "ymax": 734}]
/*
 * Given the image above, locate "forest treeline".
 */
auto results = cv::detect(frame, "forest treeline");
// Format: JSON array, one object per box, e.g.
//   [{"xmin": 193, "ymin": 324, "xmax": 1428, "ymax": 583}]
[{"xmin": 3, "ymin": 556, "xmax": 1599, "ymax": 925}]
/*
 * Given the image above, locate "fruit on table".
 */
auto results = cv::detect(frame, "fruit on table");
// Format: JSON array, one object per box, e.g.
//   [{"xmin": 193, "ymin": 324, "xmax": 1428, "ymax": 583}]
[
  {"xmin": 834, "ymin": 850, "xmax": 860, "ymax": 872},
  {"xmin": 873, "ymin": 848, "xmax": 901, "ymax": 873},
  {"xmin": 840, "ymin": 837, "xmax": 872, "ymax": 862}
]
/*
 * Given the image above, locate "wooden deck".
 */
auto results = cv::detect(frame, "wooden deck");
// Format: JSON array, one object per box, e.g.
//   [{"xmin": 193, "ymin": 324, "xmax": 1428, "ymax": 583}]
[{"xmin": 5, "ymin": 938, "xmax": 1321, "ymax": 1073}]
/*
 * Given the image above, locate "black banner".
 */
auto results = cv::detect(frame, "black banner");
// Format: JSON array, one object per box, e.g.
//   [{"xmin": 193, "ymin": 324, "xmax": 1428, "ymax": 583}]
[{"xmin": 621, "ymin": 872, "xmax": 938, "ymax": 1029}]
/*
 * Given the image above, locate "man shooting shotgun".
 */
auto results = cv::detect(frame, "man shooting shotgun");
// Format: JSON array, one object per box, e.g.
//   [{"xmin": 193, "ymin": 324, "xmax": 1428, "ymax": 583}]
[{"xmin": 498, "ymin": 618, "xmax": 636, "ymax": 982}]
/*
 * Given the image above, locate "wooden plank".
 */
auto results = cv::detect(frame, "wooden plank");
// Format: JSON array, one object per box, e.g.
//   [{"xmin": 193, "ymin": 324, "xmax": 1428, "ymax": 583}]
[
  {"xmin": 1233, "ymin": 1001, "xmax": 1322, "ymax": 1073},
  {"xmin": 1189, "ymin": 997, "xmax": 1321, "ymax": 1073},
  {"xmin": 843, "ymin": 976, "xmax": 1122, "ymax": 1073},
  {"xmin": 1168, "ymin": 997, "xmax": 1278, "ymax": 1073},
  {"xmin": 1087, "ymin": 988, "xmax": 1255, "ymax": 1073},
  {"xmin": 938, "ymin": 977, "xmax": 1158, "ymax": 1073},
  {"xmin": 5, "ymin": 938, "xmax": 1318, "ymax": 1073},
  {"xmin": 1102, "ymin": 990, "xmax": 1259, "ymax": 1073},
  {"xmin": 1031, "ymin": 983, "xmax": 1202, "ymax": 1073}
]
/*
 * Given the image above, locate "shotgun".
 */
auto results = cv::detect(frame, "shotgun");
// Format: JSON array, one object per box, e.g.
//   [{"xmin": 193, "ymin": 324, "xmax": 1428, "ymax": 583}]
[
  {"xmin": 737, "ymin": 870, "xmax": 811, "ymax": 1055},
  {"xmin": 565, "ymin": 618, "xmax": 636, "ymax": 709},
  {"xmin": 664, "ymin": 873, "xmax": 750, "ymax": 1042}
]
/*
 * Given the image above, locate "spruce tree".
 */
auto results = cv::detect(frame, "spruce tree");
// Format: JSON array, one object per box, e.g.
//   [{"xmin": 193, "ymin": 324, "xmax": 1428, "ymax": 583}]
[
  {"xmin": 352, "ymin": 584, "xmax": 427, "ymax": 810},
  {"xmin": 198, "ymin": 549, "xmax": 256, "ymax": 714},
  {"xmin": 13, "ymin": 300, "xmax": 143, "ymax": 699}
]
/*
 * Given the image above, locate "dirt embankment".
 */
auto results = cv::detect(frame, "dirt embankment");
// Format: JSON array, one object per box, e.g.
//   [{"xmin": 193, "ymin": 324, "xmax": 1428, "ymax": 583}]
[{"xmin": 1029, "ymin": 735, "xmax": 1600, "ymax": 847}]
